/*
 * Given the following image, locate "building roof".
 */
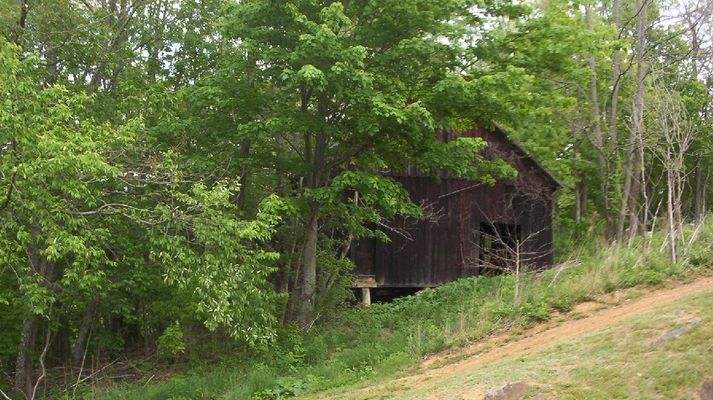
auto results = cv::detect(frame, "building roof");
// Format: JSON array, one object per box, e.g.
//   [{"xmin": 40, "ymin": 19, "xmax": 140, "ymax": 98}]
[{"xmin": 491, "ymin": 122, "xmax": 564, "ymax": 190}]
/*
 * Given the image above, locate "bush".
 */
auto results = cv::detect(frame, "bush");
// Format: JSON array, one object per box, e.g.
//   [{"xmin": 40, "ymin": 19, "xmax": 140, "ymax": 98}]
[
  {"xmin": 98, "ymin": 218, "xmax": 713, "ymax": 400},
  {"xmin": 158, "ymin": 322, "xmax": 185, "ymax": 358}
]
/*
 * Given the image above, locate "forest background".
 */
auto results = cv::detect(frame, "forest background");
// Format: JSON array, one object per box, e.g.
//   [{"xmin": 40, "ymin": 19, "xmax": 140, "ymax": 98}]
[{"xmin": 0, "ymin": 0, "xmax": 712, "ymax": 398}]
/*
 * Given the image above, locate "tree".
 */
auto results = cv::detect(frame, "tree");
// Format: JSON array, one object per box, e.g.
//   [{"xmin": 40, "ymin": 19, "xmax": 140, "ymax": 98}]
[
  {"xmin": 679, "ymin": 0, "xmax": 713, "ymax": 222},
  {"xmin": 216, "ymin": 0, "xmax": 522, "ymax": 327},
  {"xmin": 0, "ymin": 36, "xmax": 283, "ymax": 396},
  {"xmin": 616, "ymin": 0, "xmax": 651, "ymax": 241},
  {"xmin": 585, "ymin": 2, "xmax": 612, "ymax": 235},
  {"xmin": 648, "ymin": 82, "xmax": 697, "ymax": 263},
  {"xmin": 0, "ymin": 40, "xmax": 134, "ymax": 396}
]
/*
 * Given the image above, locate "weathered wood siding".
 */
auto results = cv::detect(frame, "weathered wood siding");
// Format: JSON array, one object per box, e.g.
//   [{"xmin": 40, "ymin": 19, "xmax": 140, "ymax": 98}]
[{"xmin": 352, "ymin": 127, "xmax": 558, "ymax": 288}]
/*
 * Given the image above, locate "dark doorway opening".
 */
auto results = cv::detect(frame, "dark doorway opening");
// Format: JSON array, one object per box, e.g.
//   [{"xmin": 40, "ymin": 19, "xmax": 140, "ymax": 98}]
[
  {"xmin": 352, "ymin": 287, "xmax": 423, "ymax": 304},
  {"xmin": 479, "ymin": 222, "xmax": 521, "ymax": 273}
]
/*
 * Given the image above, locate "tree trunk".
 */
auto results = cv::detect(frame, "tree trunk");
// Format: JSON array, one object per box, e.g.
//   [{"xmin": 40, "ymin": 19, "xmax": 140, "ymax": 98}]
[
  {"xmin": 667, "ymin": 165, "xmax": 678, "ymax": 264},
  {"xmin": 619, "ymin": 0, "xmax": 648, "ymax": 242},
  {"xmin": 12, "ymin": 0, "xmax": 29, "ymax": 46},
  {"xmin": 513, "ymin": 240, "xmax": 521, "ymax": 306},
  {"xmin": 575, "ymin": 174, "xmax": 587, "ymax": 225},
  {"xmin": 618, "ymin": 146, "xmax": 634, "ymax": 241},
  {"xmin": 295, "ymin": 204, "xmax": 320, "ymax": 328},
  {"xmin": 694, "ymin": 158, "xmax": 705, "ymax": 222},
  {"xmin": 17, "ymin": 238, "xmax": 57, "ymax": 398},
  {"xmin": 293, "ymin": 89, "xmax": 328, "ymax": 329},
  {"xmin": 627, "ymin": 141, "xmax": 643, "ymax": 240},
  {"xmin": 571, "ymin": 124, "xmax": 585, "ymax": 224},
  {"xmin": 687, "ymin": 8, "xmax": 705, "ymax": 223},
  {"xmin": 640, "ymin": 144, "xmax": 651, "ymax": 233},
  {"xmin": 586, "ymin": 5, "xmax": 611, "ymax": 234},
  {"xmin": 281, "ymin": 215, "xmax": 302, "ymax": 324},
  {"xmin": 236, "ymin": 139, "xmax": 252, "ymax": 210},
  {"xmin": 72, "ymin": 302, "xmax": 95, "ymax": 366},
  {"xmin": 607, "ymin": 0, "xmax": 622, "ymax": 237},
  {"xmin": 16, "ymin": 244, "xmax": 44, "ymax": 397},
  {"xmin": 15, "ymin": 317, "xmax": 37, "ymax": 397}
]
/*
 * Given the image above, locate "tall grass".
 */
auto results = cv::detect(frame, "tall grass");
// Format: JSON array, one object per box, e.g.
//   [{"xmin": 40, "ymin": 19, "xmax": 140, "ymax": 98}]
[{"xmin": 94, "ymin": 219, "xmax": 713, "ymax": 400}]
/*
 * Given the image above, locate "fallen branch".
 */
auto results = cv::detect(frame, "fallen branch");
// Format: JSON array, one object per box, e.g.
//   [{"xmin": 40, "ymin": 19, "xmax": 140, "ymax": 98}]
[{"xmin": 65, "ymin": 357, "xmax": 120, "ymax": 394}]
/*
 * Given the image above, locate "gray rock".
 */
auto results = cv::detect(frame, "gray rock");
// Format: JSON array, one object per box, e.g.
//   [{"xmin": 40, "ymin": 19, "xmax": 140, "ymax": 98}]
[
  {"xmin": 484, "ymin": 382, "xmax": 531, "ymax": 400},
  {"xmin": 652, "ymin": 317, "xmax": 703, "ymax": 346},
  {"xmin": 653, "ymin": 327, "xmax": 690, "ymax": 345},
  {"xmin": 701, "ymin": 377, "xmax": 713, "ymax": 400}
]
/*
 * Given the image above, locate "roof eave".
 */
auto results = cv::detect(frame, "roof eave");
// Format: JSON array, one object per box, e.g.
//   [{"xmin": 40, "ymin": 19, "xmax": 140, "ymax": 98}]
[{"xmin": 491, "ymin": 122, "xmax": 564, "ymax": 190}]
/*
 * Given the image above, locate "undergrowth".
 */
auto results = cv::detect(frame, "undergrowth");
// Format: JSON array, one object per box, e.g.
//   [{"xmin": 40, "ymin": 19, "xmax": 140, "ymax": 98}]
[{"xmin": 92, "ymin": 220, "xmax": 713, "ymax": 400}]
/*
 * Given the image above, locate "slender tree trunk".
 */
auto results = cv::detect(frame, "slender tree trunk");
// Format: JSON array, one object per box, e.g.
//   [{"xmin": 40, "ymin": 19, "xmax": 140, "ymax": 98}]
[
  {"xmin": 667, "ymin": 164, "xmax": 678, "ymax": 263},
  {"xmin": 12, "ymin": 0, "xmax": 29, "ymax": 46},
  {"xmin": 608, "ymin": 0, "xmax": 621, "ymax": 144},
  {"xmin": 513, "ymin": 240, "xmax": 521, "ymax": 306},
  {"xmin": 15, "ymin": 317, "xmax": 37, "ymax": 397},
  {"xmin": 281, "ymin": 217, "xmax": 302, "ymax": 324},
  {"xmin": 16, "ymin": 244, "xmax": 44, "ymax": 397},
  {"xmin": 16, "ymin": 237, "xmax": 57, "ymax": 398},
  {"xmin": 619, "ymin": 0, "xmax": 648, "ymax": 242},
  {"xmin": 236, "ymin": 139, "xmax": 252, "ymax": 210},
  {"xmin": 618, "ymin": 149, "xmax": 635, "ymax": 241},
  {"xmin": 694, "ymin": 158, "xmax": 705, "ymax": 221},
  {"xmin": 575, "ymin": 179, "xmax": 587, "ymax": 224},
  {"xmin": 586, "ymin": 5, "xmax": 611, "ymax": 233},
  {"xmin": 687, "ymin": 10, "xmax": 705, "ymax": 222},
  {"xmin": 627, "ymin": 140, "xmax": 643, "ymax": 240},
  {"xmin": 571, "ymin": 124, "xmax": 586, "ymax": 224},
  {"xmin": 295, "ymin": 204, "xmax": 320, "ymax": 328},
  {"xmin": 631, "ymin": 137, "xmax": 650, "ymax": 238},
  {"xmin": 607, "ymin": 0, "xmax": 622, "ymax": 237},
  {"xmin": 72, "ymin": 302, "xmax": 95, "ymax": 366},
  {"xmin": 676, "ymin": 169, "xmax": 686, "ymax": 239},
  {"xmin": 640, "ymin": 146, "xmax": 651, "ymax": 233},
  {"xmin": 293, "ymin": 87, "xmax": 329, "ymax": 327}
]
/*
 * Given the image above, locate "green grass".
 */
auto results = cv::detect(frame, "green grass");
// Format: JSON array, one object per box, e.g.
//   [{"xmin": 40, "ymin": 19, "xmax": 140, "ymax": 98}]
[
  {"xmin": 356, "ymin": 288, "xmax": 713, "ymax": 399},
  {"xmin": 89, "ymin": 221, "xmax": 713, "ymax": 400}
]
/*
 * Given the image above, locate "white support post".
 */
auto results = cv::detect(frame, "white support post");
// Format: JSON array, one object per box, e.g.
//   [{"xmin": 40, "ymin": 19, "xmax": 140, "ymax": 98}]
[{"xmin": 360, "ymin": 287, "xmax": 371, "ymax": 306}]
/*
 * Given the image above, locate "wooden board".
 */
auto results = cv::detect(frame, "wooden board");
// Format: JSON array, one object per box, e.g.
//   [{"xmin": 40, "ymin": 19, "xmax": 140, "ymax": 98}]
[{"xmin": 352, "ymin": 274, "xmax": 378, "ymax": 288}]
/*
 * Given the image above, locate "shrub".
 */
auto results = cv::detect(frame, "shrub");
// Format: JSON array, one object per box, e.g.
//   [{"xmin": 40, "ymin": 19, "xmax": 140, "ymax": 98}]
[
  {"xmin": 158, "ymin": 322, "xmax": 185, "ymax": 358},
  {"xmin": 98, "ymin": 218, "xmax": 713, "ymax": 400}
]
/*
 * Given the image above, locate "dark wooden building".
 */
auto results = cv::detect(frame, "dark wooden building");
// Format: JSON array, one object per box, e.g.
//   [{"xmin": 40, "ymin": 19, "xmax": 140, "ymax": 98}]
[{"xmin": 351, "ymin": 125, "xmax": 561, "ymax": 302}]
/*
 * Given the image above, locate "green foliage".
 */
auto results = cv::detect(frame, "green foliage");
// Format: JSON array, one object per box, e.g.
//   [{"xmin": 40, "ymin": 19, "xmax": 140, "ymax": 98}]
[
  {"xmin": 0, "ymin": 30, "xmax": 286, "ymax": 375},
  {"xmin": 197, "ymin": 0, "xmax": 532, "ymax": 330},
  {"xmin": 1, "ymin": 0, "xmax": 712, "ymax": 397},
  {"xmin": 98, "ymin": 219, "xmax": 713, "ymax": 399},
  {"xmin": 151, "ymin": 183, "xmax": 285, "ymax": 343},
  {"xmin": 158, "ymin": 322, "xmax": 186, "ymax": 358},
  {"xmin": 0, "ymin": 38, "xmax": 132, "ymax": 318}
]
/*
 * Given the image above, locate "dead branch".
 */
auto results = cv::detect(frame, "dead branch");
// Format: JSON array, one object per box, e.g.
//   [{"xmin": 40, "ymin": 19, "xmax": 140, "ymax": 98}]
[{"xmin": 30, "ymin": 326, "xmax": 52, "ymax": 400}]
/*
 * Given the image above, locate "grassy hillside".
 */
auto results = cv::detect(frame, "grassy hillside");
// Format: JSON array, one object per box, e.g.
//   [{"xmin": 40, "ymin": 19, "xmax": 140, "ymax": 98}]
[
  {"xmin": 323, "ymin": 282, "xmax": 713, "ymax": 399},
  {"xmin": 89, "ymin": 223, "xmax": 713, "ymax": 400}
]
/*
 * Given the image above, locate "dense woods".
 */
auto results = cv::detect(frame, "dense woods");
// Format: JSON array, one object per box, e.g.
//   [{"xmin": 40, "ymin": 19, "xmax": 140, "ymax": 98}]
[{"xmin": 0, "ymin": 0, "xmax": 712, "ymax": 398}]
